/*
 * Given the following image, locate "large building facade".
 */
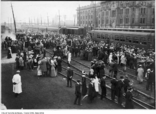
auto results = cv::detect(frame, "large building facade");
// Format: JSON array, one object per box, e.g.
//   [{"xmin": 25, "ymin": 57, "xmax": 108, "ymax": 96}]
[{"xmin": 77, "ymin": 1, "xmax": 155, "ymax": 29}]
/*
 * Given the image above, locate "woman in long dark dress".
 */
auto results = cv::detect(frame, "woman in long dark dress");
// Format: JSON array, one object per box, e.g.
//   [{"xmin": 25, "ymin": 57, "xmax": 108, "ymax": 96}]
[
  {"xmin": 81, "ymin": 71, "xmax": 87, "ymax": 96},
  {"xmin": 7, "ymin": 47, "xmax": 12, "ymax": 59}
]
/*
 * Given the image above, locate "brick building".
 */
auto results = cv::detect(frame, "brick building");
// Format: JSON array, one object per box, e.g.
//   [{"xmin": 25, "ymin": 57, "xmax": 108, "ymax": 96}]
[{"xmin": 77, "ymin": 1, "xmax": 155, "ymax": 29}]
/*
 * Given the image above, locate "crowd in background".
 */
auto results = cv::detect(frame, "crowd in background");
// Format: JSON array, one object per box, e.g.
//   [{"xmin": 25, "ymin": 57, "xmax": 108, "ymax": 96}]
[{"xmin": 1, "ymin": 29, "xmax": 155, "ymax": 108}]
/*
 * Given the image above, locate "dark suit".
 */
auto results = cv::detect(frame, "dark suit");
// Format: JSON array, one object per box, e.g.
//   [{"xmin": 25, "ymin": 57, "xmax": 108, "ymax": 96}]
[
  {"xmin": 67, "ymin": 68, "xmax": 74, "ymax": 87},
  {"xmin": 117, "ymin": 80, "xmax": 124, "ymax": 105},
  {"xmin": 111, "ymin": 78, "xmax": 117, "ymax": 101},
  {"xmin": 146, "ymin": 72, "xmax": 154, "ymax": 91},
  {"xmin": 123, "ymin": 79, "xmax": 130, "ymax": 93},
  {"xmin": 125, "ymin": 91, "xmax": 134, "ymax": 109},
  {"xmin": 100, "ymin": 78, "xmax": 106, "ymax": 99},
  {"xmin": 112, "ymin": 62, "xmax": 118, "ymax": 78},
  {"xmin": 74, "ymin": 83, "xmax": 81, "ymax": 105}
]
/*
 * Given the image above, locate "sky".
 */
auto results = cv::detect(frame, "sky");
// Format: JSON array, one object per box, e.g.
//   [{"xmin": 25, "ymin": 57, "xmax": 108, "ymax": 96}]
[{"xmin": 1, "ymin": 1, "xmax": 91, "ymax": 24}]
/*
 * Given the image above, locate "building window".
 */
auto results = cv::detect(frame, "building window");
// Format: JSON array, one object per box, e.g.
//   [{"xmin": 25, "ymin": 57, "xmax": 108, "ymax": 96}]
[
  {"xmin": 141, "ymin": 8, "xmax": 146, "ymax": 15},
  {"xmin": 152, "ymin": 18, "xmax": 154, "ymax": 23},
  {"xmin": 132, "ymin": 18, "xmax": 135, "ymax": 24},
  {"xmin": 106, "ymin": 19, "xmax": 109, "ymax": 24},
  {"xmin": 140, "ymin": 18, "xmax": 145, "ymax": 24},
  {"xmin": 142, "ymin": 18, "xmax": 145, "ymax": 23},
  {"xmin": 125, "ymin": 9, "xmax": 129, "ymax": 15},
  {"xmin": 132, "ymin": 8, "xmax": 135, "ymax": 13},
  {"xmin": 120, "ymin": 9, "xmax": 123, "ymax": 14},
  {"xmin": 112, "ymin": 10, "xmax": 116, "ymax": 17},
  {"xmin": 106, "ymin": 11, "xmax": 109, "ymax": 16},
  {"xmin": 153, "ymin": 8, "xmax": 154, "ymax": 15},
  {"xmin": 120, "ymin": 18, "xmax": 123, "ymax": 24},
  {"xmin": 125, "ymin": 18, "xmax": 129, "ymax": 24}
]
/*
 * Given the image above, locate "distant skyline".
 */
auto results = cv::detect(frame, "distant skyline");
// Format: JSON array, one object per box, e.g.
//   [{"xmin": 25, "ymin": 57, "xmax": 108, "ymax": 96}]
[{"xmin": 1, "ymin": 1, "xmax": 92, "ymax": 24}]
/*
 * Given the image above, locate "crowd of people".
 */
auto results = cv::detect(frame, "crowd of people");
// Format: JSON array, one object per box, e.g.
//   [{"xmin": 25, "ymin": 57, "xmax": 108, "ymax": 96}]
[{"xmin": 2, "ymin": 28, "xmax": 155, "ymax": 109}]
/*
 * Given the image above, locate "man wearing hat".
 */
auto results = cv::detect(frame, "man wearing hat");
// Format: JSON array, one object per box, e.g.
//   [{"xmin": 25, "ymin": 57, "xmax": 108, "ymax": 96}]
[
  {"xmin": 67, "ymin": 66, "xmax": 74, "ymax": 87},
  {"xmin": 125, "ymin": 87, "xmax": 134, "ymax": 109},
  {"xmin": 110, "ymin": 77, "xmax": 118, "ymax": 101},
  {"xmin": 145, "ymin": 69, "xmax": 154, "ymax": 91},
  {"xmin": 74, "ymin": 80, "xmax": 82, "ymax": 105},
  {"xmin": 117, "ymin": 76, "xmax": 124, "ymax": 105},
  {"xmin": 81, "ymin": 71, "xmax": 87, "ymax": 96},
  {"xmin": 12, "ymin": 70, "xmax": 22, "ymax": 97}
]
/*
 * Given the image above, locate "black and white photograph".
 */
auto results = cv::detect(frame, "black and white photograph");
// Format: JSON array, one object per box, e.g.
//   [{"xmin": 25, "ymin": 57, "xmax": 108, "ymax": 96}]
[{"xmin": 1, "ymin": 0, "xmax": 155, "ymax": 110}]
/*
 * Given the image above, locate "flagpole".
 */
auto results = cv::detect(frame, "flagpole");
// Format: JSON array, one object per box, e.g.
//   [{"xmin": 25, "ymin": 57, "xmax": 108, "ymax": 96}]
[{"xmin": 11, "ymin": 3, "xmax": 17, "ymax": 36}]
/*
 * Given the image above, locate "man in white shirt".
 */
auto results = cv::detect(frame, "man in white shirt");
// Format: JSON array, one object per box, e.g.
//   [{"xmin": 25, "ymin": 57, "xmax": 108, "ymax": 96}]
[{"xmin": 12, "ymin": 70, "xmax": 22, "ymax": 97}]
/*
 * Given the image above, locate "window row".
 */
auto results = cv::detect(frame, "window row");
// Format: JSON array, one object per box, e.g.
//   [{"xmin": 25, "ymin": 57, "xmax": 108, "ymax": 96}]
[{"xmin": 93, "ymin": 33, "xmax": 152, "ymax": 45}]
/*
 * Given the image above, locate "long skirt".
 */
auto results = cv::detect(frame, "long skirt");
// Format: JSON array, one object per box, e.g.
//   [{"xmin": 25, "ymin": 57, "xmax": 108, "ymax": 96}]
[
  {"xmin": 50, "ymin": 66, "xmax": 56, "ymax": 77},
  {"xmin": 137, "ymin": 74, "xmax": 143, "ymax": 82}
]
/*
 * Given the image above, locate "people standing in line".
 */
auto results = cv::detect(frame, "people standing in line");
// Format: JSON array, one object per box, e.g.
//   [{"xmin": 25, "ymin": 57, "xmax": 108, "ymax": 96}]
[
  {"xmin": 125, "ymin": 87, "xmax": 134, "ymax": 109},
  {"xmin": 137, "ymin": 65, "xmax": 144, "ymax": 84},
  {"xmin": 100, "ymin": 75, "xmax": 107, "ymax": 100},
  {"xmin": 7, "ymin": 47, "xmax": 12, "ymax": 59},
  {"xmin": 81, "ymin": 71, "xmax": 87, "ymax": 96},
  {"xmin": 66, "ymin": 66, "xmax": 74, "ymax": 87},
  {"xmin": 74, "ymin": 80, "xmax": 82, "ymax": 106},
  {"xmin": 12, "ymin": 70, "xmax": 22, "ymax": 97}
]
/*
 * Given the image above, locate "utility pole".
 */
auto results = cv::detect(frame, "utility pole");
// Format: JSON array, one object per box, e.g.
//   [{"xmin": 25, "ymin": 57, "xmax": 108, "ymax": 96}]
[
  {"xmin": 74, "ymin": 14, "xmax": 76, "ymax": 26},
  {"xmin": 64, "ymin": 15, "xmax": 66, "ymax": 26},
  {"xmin": 94, "ymin": 1, "xmax": 97, "ymax": 28},
  {"xmin": 40, "ymin": 16, "xmax": 42, "ymax": 25},
  {"xmin": 58, "ymin": 10, "xmax": 61, "ymax": 27},
  {"xmin": 47, "ymin": 14, "xmax": 49, "ymax": 26},
  {"xmin": 79, "ymin": 5, "xmax": 81, "ymax": 26}
]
